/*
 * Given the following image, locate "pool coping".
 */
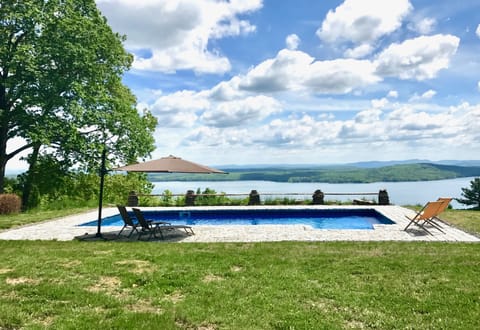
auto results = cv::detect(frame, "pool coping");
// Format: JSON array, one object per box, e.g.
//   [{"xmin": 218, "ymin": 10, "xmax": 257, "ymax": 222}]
[{"xmin": 0, "ymin": 205, "xmax": 478, "ymax": 242}]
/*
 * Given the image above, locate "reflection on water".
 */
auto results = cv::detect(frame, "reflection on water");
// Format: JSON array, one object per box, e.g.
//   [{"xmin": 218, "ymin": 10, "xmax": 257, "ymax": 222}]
[{"xmin": 152, "ymin": 177, "xmax": 477, "ymax": 209}]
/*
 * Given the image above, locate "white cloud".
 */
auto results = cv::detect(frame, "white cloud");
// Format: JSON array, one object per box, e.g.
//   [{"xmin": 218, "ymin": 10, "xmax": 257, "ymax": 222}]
[
  {"xmin": 208, "ymin": 77, "xmax": 243, "ymax": 101},
  {"xmin": 238, "ymin": 49, "xmax": 379, "ymax": 95},
  {"xmin": 478, "ymin": 81, "xmax": 480, "ymax": 91},
  {"xmin": 354, "ymin": 108, "xmax": 383, "ymax": 123},
  {"xmin": 371, "ymin": 98, "xmax": 389, "ymax": 109},
  {"xmin": 387, "ymin": 90, "xmax": 399, "ymax": 98},
  {"xmin": 317, "ymin": 0, "xmax": 412, "ymax": 56},
  {"xmin": 149, "ymin": 90, "xmax": 209, "ymax": 127},
  {"xmin": 306, "ymin": 59, "xmax": 380, "ymax": 94},
  {"xmin": 344, "ymin": 44, "xmax": 373, "ymax": 59},
  {"xmin": 421, "ymin": 89, "xmax": 436, "ymax": 99},
  {"xmin": 286, "ymin": 34, "xmax": 300, "ymax": 50},
  {"xmin": 409, "ymin": 17, "xmax": 436, "ymax": 34},
  {"xmin": 166, "ymin": 99, "xmax": 480, "ymax": 164},
  {"xmin": 476, "ymin": 24, "xmax": 480, "ymax": 38},
  {"xmin": 97, "ymin": 0, "xmax": 262, "ymax": 74},
  {"xmin": 375, "ymin": 34, "xmax": 460, "ymax": 80},
  {"xmin": 200, "ymin": 96, "xmax": 282, "ymax": 127},
  {"xmin": 239, "ymin": 49, "xmax": 315, "ymax": 92}
]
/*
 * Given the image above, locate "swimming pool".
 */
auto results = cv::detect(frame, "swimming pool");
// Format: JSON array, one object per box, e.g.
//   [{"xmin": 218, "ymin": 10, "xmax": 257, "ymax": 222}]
[{"xmin": 80, "ymin": 208, "xmax": 395, "ymax": 230}]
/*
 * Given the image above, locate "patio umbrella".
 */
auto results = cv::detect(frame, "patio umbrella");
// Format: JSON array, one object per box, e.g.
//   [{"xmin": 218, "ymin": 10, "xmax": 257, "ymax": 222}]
[
  {"xmin": 94, "ymin": 155, "xmax": 225, "ymax": 238},
  {"xmin": 114, "ymin": 155, "xmax": 226, "ymax": 174}
]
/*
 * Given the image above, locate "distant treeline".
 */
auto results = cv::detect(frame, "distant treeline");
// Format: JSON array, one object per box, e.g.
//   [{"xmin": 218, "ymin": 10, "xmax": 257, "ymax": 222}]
[{"xmin": 148, "ymin": 163, "xmax": 480, "ymax": 183}]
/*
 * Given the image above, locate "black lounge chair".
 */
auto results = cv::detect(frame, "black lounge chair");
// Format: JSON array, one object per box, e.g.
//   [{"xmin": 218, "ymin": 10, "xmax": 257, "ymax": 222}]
[
  {"xmin": 132, "ymin": 208, "xmax": 194, "ymax": 240},
  {"xmin": 117, "ymin": 205, "xmax": 140, "ymax": 237}
]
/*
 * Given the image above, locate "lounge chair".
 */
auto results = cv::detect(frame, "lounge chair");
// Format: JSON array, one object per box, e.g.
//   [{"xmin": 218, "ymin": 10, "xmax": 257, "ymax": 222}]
[
  {"xmin": 117, "ymin": 205, "xmax": 141, "ymax": 237},
  {"xmin": 426, "ymin": 197, "xmax": 452, "ymax": 229},
  {"xmin": 132, "ymin": 208, "xmax": 194, "ymax": 240},
  {"xmin": 404, "ymin": 201, "xmax": 445, "ymax": 235}
]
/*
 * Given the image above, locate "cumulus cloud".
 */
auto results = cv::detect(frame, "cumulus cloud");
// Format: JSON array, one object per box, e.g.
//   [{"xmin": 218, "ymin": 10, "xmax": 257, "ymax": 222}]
[
  {"xmin": 174, "ymin": 100, "xmax": 480, "ymax": 162},
  {"xmin": 476, "ymin": 24, "xmax": 480, "ymax": 38},
  {"xmin": 238, "ymin": 49, "xmax": 379, "ymax": 94},
  {"xmin": 149, "ymin": 90, "xmax": 209, "ymax": 127},
  {"xmin": 387, "ymin": 90, "xmax": 399, "ymax": 98},
  {"xmin": 408, "ymin": 17, "xmax": 436, "ymax": 34},
  {"xmin": 254, "ymin": 115, "xmax": 340, "ymax": 147},
  {"xmin": 286, "ymin": 34, "xmax": 300, "ymax": 50},
  {"xmin": 305, "ymin": 59, "xmax": 379, "ymax": 94},
  {"xmin": 371, "ymin": 98, "xmax": 389, "ymax": 109},
  {"xmin": 239, "ymin": 49, "xmax": 314, "ymax": 92},
  {"xmin": 97, "ymin": 0, "xmax": 262, "ymax": 74},
  {"xmin": 478, "ymin": 81, "xmax": 480, "ymax": 91},
  {"xmin": 354, "ymin": 108, "xmax": 383, "ymax": 123},
  {"xmin": 374, "ymin": 34, "xmax": 460, "ymax": 80},
  {"xmin": 208, "ymin": 77, "xmax": 243, "ymax": 101},
  {"xmin": 200, "ymin": 95, "xmax": 282, "ymax": 127},
  {"xmin": 344, "ymin": 44, "xmax": 374, "ymax": 59},
  {"xmin": 316, "ymin": 0, "xmax": 412, "ymax": 57},
  {"xmin": 421, "ymin": 89, "xmax": 436, "ymax": 99}
]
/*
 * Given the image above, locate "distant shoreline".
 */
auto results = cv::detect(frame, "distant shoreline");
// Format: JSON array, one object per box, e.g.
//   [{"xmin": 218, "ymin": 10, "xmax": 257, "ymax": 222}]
[{"xmin": 148, "ymin": 163, "xmax": 480, "ymax": 184}]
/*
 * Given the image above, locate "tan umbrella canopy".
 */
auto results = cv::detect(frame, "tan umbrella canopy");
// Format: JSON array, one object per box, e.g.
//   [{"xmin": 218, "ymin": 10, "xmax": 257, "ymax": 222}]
[{"xmin": 114, "ymin": 155, "xmax": 226, "ymax": 174}]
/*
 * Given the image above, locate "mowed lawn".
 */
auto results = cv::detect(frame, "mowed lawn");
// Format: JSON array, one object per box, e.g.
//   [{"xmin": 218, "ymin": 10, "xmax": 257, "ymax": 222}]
[{"xmin": 0, "ymin": 240, "xmax": 479, "ymax": 329}]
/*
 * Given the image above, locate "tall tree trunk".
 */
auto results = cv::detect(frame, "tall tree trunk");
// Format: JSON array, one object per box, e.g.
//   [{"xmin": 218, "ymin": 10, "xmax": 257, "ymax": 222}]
[
  {"xmin": 21, "ymin": 143, "xmax": 41, "ymax": 210},
  {"xmin": 0, "ymin": 156, "xmax": 7, "ymax": 194},
  {"xmin": 0, "ymin": 86, "xmax": 9, "ymax": 194}
]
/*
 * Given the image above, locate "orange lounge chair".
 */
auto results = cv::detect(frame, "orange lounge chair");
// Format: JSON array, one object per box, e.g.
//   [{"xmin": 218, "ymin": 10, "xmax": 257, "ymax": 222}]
[
  {"xmin": 132, "ymin": 208, "xmax": 194, "ymax": 240},
  {"xmin": 430, "ymin": 197, "xmax": 452, "ymax": 228},
  {"xmin": 404, "ymin": 201, "xmax": 445, "ymax": 235}
]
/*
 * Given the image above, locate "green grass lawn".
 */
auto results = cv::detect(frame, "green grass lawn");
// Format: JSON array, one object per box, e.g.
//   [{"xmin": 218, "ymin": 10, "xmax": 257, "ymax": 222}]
[
  {"xmin": 439, "ymin": 209, "xmax": 480, "ymax": 235},
  {"xmin": 0, "ymin": 207, "xmax": 95, "ymax": 230},
  {"xmin": 1, "ymin": 241, "xmax": 479, "ymax": 329}
]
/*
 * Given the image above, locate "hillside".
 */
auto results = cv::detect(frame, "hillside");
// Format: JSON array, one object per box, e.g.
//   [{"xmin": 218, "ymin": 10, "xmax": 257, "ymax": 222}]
[{"xmin": 148, "ymin": 163, "xmax": 480, "ymax": 183}]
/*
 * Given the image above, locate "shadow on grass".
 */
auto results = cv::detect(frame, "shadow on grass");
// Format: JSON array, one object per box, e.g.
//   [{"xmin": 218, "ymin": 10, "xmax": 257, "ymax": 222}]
[{"xmin": 74, "ymin": 229, "xmax": 192, "ymax": 243}]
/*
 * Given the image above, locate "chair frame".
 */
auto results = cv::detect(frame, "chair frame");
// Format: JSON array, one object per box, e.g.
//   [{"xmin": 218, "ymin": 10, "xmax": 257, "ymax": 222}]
[
  {"xmin": 430, "ymin": 197, "xmax": 452, "ymax": 227},
  {"xmin": 117, "ymin": 205, "xmax": 140, "ymax": 238},
  {"xmin": 132, "ymin": 208, "xmax": 194, "ymax": 240},
  {"xmin": 404, "ymin": 201, "xmax": 445, "ymax": 235}
]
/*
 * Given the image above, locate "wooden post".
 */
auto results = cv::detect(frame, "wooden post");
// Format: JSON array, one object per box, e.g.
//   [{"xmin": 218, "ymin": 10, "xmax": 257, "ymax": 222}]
[
  {"xmin": 312, "ymin": 189, "xmax": 324, "ymax": 204},
  {"xmin": 185, "ymin": 190, "xmax": 196, "ymax": 206},
  {"xmin": 127, "ymin": 191, "xmax": 139, "ymax": 206},
  {"xmin": 248, "ymin": 190, "xmax": 261, "ymax": 205},
  {"xmin": 378, "ymin": 189, "xmax": 389, "ymax": 205}
]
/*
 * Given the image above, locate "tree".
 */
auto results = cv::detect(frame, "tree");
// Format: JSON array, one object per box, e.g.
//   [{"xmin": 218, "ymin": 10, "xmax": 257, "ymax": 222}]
[
  {"xmin": 456, "ymin": 178, "xmax": 480, "ymax": 210},
  {"xmin": 0, "ymin": 0, "xmax": 157, "ymax": 207}
]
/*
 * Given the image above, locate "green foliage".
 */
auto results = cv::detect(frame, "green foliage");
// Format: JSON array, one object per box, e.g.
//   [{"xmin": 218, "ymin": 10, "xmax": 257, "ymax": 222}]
[
  {"xmin": 10, "ymin": 171, "xmax": 153, "ymax": 211},
  {"xmin": 194, "ymin": 187, "xmax": 229, "ymax": 206},
  {"xmin": 103, "ymin": 172, "xmax": 154, "ymax": 206},
  {"xmin": 0, "ymin": 194, "xmax": 21, "ymax": 214},
  {"xmin": 149, "ymin": 163, "xmax": 480, "ymax": 183},
  {"xmin": 0, "ymin": 0, "xmax": 157, "ymax": 209},
  {"xmin": 264, "ymin": 197, "xmax": 303, "ymax": 205},
  {"xmin": 2, "ymin": 177, "xmax": 19, "ymax": 194},
  {"xmin": 0, "ymin": 241, "xmax": 479, "ymax": 329},
  {"xmin": 456, "ymin": 177, "xmax": 480, "ymax": 209}
]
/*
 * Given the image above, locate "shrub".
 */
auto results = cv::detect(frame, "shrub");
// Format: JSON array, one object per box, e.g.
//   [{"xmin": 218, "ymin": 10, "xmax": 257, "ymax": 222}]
[{"xmin": 0, "ymin": 194, "xmax": 21, "ymax": 214}]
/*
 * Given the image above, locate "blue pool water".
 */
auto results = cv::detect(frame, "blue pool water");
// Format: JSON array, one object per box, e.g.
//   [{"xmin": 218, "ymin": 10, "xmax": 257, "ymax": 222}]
[{"xmin": 80, "ymin": 208, "xmax": 394, "ymax": 230}]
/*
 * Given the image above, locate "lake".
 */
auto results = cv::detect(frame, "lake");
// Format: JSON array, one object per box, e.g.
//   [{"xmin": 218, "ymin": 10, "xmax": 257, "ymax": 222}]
[{"xmin": 152, "ymin": 177, "xmax": 476, "ymax": 209}]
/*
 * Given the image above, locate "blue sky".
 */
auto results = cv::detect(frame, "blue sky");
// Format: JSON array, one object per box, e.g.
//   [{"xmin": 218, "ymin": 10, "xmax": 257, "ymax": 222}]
[{"xmin": 10, "ymin": 0, "xmax": 480, "ymax": 171}]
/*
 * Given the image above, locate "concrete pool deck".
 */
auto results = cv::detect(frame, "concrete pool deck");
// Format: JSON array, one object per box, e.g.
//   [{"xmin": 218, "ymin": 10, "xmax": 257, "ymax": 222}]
[{"xmin": 0, "ymin": 205, "xmax": 478, "ymax": 242}]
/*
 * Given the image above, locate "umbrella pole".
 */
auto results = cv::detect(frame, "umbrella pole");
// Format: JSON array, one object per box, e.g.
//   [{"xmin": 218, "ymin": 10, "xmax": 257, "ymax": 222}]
[{"xmin": 96, "ymin": 148, "xmax": 107, "ymax": 238}]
